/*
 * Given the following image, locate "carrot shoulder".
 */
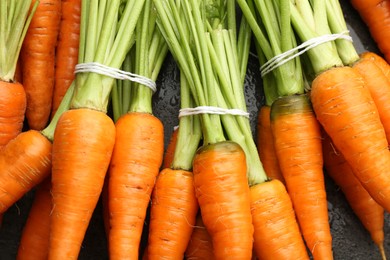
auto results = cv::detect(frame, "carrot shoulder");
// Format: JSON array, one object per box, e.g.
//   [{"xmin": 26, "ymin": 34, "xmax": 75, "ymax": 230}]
[{"xmin": 21, "ymin": 0, "xmax": 61, "ymax": 130}]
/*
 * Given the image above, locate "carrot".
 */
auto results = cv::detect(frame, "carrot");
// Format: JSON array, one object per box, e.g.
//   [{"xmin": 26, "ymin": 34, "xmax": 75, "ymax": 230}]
[
  {"xmin": 107, "ymin": 2, "xmax": 167, "ymax": 258},
  {"xmin": 185, "ymin": 213, "xmax": 215, "ymax": 260},
  {"xmin": 162, "ymin": 126, "xmax": 179, "ymax": 169},
  {"xmin": 147, "ymin": 168, "xmax": 199, "ymax": 258},
  {"xmin": 360, "ymin": 51, "xmax": 390, "ymax": 78},
  {"xmin": 21, "ymin": 0, "xmax": 62, "ymax": 130},
  {"xmin": 51, "ymin": 0, "xmax": 81, "ymax": 117},
  {"xmin": 0, "ymin": 1, "xmax": 38, "ymax": 148},
  {"xmin": 48, "ymin": 1, "xmax": 147, "ymax": 258},
  {"xmin": 350, "ymin": 0, "xmax": 390, "ymax": 63},
  {"xmin": 322, "ymin": 130, "xmax": 386, "ymax": 259},
  {"xmin": 256, "ymin": 105, "xmax": 284, "ymax": 184},
  {"xmin": 17, "ymin": 177, "xmax": 52, "ymax": 260}
]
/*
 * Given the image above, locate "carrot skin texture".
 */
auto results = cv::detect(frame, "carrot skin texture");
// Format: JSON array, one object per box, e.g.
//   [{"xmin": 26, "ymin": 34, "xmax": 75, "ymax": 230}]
[
  {"xmin": 49, "ymin": 109, "xmax": 115, "ymax": 259},
  {"xmin": 162, "ymin": 127, "xmax": 179, "ymax": 169},
  {"xmin": 353, "ymin": 57, "xmax": 390, "ymax": 143},
  {"xmin": 147, "ymin": 169, "xmax": 199, "ymax": 259},
  {"xmin": 185, "ymin": 213, "xmax": 215, "ymax": 260},
  {"xmin": 21, "ymin": 0, "xmax": 62, "ymax": 130},
  {"xmin": 311, "ymin": 66, "xmax": 390, "ymax": 213},
  {"xmin": 0, "ymin": 81, "xmax": 26, "ymax": 149},
  {"xmin": 256, "ymin": 106, "xmax": 285, "ymax": 184},
  {"xmin": 271, "ymin": 94, "xmax": 333, "ymax": 260},
  {"xmin": 250, "ymin": 179, "xmax": 309, "ymax": 260},
  {"xmin": 108, "ymin": 112, "xmax": 164, "ymax": 260},
  {"xmin": 322, "ymin": 130, "xmax": 385, "ymax": 253},
  {"xmin": 52, "ymin": 0, "xmax": 81, "ymax": 117},
  {"xmin": 350, "ymin": 0, "xmax": 390, "ymax": 63},
  {"xmin": 0, "ymin": 130, "xmax": 52, "ymax": 213},
  {"xmin": 17, "ymin": 177, "xmax": 52, "ymax": 260},
  {"xmin": 193, "ymin": 141, "xmax": 254, "ymax": 259}
]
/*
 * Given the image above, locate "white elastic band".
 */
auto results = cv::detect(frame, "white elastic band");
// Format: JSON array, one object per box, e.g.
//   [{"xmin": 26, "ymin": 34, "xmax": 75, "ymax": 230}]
[
  {"xmin": 179, "ymin": 106, "xmax": 250, "ymax": 118},
  {"xmin": 260, "ymin": 31, "xmax": 353, "ymax": 77},
  {"xmin": 75, "ymin": 62, "xmax": 157, "ymax": 92}
]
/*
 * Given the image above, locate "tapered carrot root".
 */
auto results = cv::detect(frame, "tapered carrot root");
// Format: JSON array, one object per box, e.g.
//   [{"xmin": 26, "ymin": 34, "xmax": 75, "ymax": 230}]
[
  {"xmin": 21, "ymin": 0, "xmax": 61, "ymax": 130},
  {"xmin": 49, "ymin": 109, "xmax": 115, "ymax": 259},
  {"xmin": 185, "ymin": 213, "xmax": 215, "ymax": 260},
  {"xmin": 311, "ymin": 66, "xmax": 390, "ymax": 213},
  {"xmin": 52, "ymin": 0, "xmax": 81, "ymax": 117},
  {"xmin": 322, "ymin": 131, "xmax": 386, "ymax": 259},
  {"xmin": 256, "ymin": 106, "xmax": 284, "ymax": 184},
  {"xmin": 147, "ymin": 168, "xmax": 198, "ymax": 259},
  {"xmin": 17, "ymin": 177, "xmax": 52, "ymax": 260},
  {"xmin": 108, "ymin": 112, "xmax": 164, "ymax": 260},
  {"xmin": 162, "ymin": 127, "xmax": 179, "ymax": 169},
  {"xmin": 0, "ymin": 81, "xmax": 26, "ymax": 149},
  {"xmin": 193, "ymin": 141, "xmax": 254, "ymax": 259},
  {"xmin": 353, "ymin": 56, "xmax": 390, "ymax": 143},
  {"xmin": 250, "ymin": 179, "xmax": 309, "ymax": 260},
  {"xmin": 271, "ymin": 94, "xmax": 332, "ymax": 260},
  {"xmin": 0, "ymin": 130, "xmax": 52, "ymax": 214}
]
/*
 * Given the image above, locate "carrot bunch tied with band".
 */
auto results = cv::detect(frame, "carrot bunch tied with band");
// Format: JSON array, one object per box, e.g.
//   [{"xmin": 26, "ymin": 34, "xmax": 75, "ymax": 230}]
[{"xmin": 48, "ymin": 1, "xmax": 147, "ymax": 258}]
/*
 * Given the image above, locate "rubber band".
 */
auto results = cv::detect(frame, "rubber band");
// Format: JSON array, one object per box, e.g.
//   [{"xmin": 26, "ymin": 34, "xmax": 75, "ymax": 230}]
[
  {"xmin": 74, "ymin": 62, "xmax": 157, "ymax": 92},
  {"xmin": 179, "ymin": 106, "xmax": 250, "ymax": 118},
  {"xmin": 260, "ymin": 31, "xmax": 353, "ymax": 77}
]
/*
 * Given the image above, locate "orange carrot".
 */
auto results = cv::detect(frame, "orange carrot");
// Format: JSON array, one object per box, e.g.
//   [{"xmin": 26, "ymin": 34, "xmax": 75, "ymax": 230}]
[
  {"xmin": 147, "ymin": 168, "xmax": 199, "ymax": 259},
  {"xmin": 185, "ymin": 213, "xmax": 215, "ymax": 260},
  {"xmin": 250, "ymin": 179, "xmax": 309, "ymax": 260},
  {"xmin": 162, "ymin": 126, "xmax": 179, "ymax": 169},
  {"xmin": 271, "ymin": 94, "xmax": 332, "ymax": 259},
  {"xmin": 49, "ymin": 109, "xmax": 116, "ymax": 259},
  {"xmin": 311, "ymin": 66, "xmax": 390, "ymax": 213},
  {"xmin": 192, "ymin": 141, "xmax": 254, "ymax": 259},
  {"xmin": 17, "ymin": 177, "xmax": 52, "ymax": 260},
  {"xmin": 21, "ymin": 0, "xmax": 62, "ymax": 130},
  {"xmin": 51, "ymin": 0, "xmax": 81, "ymax": 117},
  {"xmin": 350, "ymin": 52, "xmax": 390, "ymax": 144},
  {"xmin": 108, "ymin": 112, "xmax": 164, "ymax": 259},
  {"xmin": 256, "ymin": 105, "xmax": 285, "ymax": 184},
  {"xmin": 350, "ymin": 0, "xmax": 390, "ymax": 63},
  {"xmin": 322, "ymin": 130, "xmax": 386, "ymax": 259},
  {"xmin": 0, "ymin": 130, "xmax": 52, "ymax": 214},
  {"xmin": 0, "ymin": 81, "xmax": 27, "ymax": 149},
  {"xmin": 360, "ymin": 51, "xmax": 390, "ymax": 78}
]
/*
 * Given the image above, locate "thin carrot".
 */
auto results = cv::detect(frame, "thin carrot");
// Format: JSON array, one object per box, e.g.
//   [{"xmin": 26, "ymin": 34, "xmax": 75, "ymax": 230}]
[
  {"xmin": 21, "ymin": 0, "xmax": 62, "ymax": 130},
  {"xmin": 350, "ymin": 0, "xmax": 390, "ymax": 63},
  {"xmin": 48, "ymin": 1, "xmax": 146, "ymax": 258},
  {"xmin": 17, "ymin": 177, "xmax": 52, "ymax": 260},
  {"xmin": 51, "ymin": 0, "xmax": 81, "ymax": 117},
  {"xmin": 185, "ymin": 213, "xmax": 215, "ymax": 260},
  {"xmin": 162, "ymin": 126, "xmax": 179, "ymax": 169},
  {"xmin": 322, "ymin": 130, "xmax": 386, "ymax": 259},
  {"xmin": 0, "ymin": 1, "xmax": 38, "ymax": 148}
]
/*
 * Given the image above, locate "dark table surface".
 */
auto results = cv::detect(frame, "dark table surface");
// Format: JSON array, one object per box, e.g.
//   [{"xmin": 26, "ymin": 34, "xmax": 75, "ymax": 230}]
[{"xmin": 1, "ymin": 1, "xmax": 389, "ymax": 259}]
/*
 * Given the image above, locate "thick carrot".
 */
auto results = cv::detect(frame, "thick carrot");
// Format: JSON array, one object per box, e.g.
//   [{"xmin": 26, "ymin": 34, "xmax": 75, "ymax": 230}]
[
  {"xmin": 147, "ymin": 168, "xmax": 199, "ymax": 259},
  {"xmin": 322, "ymin": 130, "xmax": 386, "ymax": 259},
  {"xmin": 193, "ymin": 141, "xmax": 254, "ymax": 259},
  {"xmin": 17, "ymin": 177, "xmax": 52, "ymax": 260},
  {"xmin": 250, "ymin": 179, "xmax": 309, "ymax": 260},
  {"xmin": 185, "ymin": 213, "xmax": 215, "ymax": 260},
  {"xmin": 0, "ymin": 129, "xmax": 52, "ymax": 214},
  {"xmin": 162, "ymin": 126, "xmax": 179, "ymax": 169},
  {"xmin": 0, "ymin": 81, "xmax": 26, "ymax": 149},
  {"xmin": 51, "ymin": 0, "xmax": 81, "ymax": 117},
  {"xmin": 352, "ymin": 53, "xmax": 390, "ymax": 143},
  {"xmin": 108, "ymin": 112, "xmax": 164, "ymax": 259},
  {"xmin": 21, "ymin": 0, "xmax": 62, "ymax": 130},
  {"xmin": 270, "ymin": 94, "xmax": 332, "ymax": 259},
  {"xmin": 49, "ymin": 109, "xmax": 115, "ymax": 259},
  {"xmin": 360, "ymin": 51, "xmax": 390, "ymax": 78},
  {"xmin": 350, "ymin": 0, "xmax": 390, "ymax": 63},
  {"xmin": 311, "ymin": 66, "xmax": 390, "ymax": 213},
  {"xmin": 256, "ymin": 105, "xmax": 285, "ymax": 184}
]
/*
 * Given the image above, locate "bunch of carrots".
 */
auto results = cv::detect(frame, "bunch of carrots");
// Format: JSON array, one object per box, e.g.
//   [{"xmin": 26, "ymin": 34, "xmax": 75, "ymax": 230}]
[{"xmin": 1, "ymin": 0, "xmax": 390, "ymax": 259}]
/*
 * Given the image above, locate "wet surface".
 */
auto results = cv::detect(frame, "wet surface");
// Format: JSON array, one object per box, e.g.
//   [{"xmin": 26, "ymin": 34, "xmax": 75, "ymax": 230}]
[{"xmin": 0, "ymin": 1, "xmax": 389, "ymax": 259}]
